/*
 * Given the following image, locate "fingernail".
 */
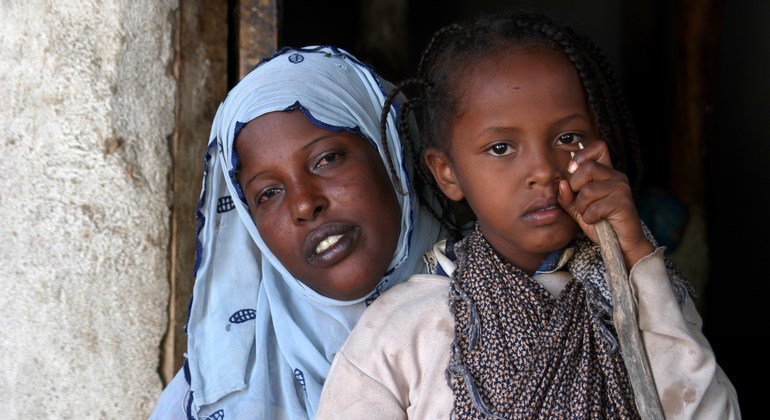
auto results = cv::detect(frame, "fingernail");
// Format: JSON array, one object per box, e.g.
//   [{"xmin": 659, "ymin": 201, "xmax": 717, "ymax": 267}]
[{"xmin": 568, "ymin": 160, "xmax": 578, "ymax": 174}]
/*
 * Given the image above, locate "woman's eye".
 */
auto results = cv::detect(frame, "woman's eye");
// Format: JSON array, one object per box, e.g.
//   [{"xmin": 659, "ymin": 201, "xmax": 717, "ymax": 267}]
[
  {"xmin": 557, "ymin": 133, "xmax": 584, "ymax": 145},
  {"xmin": 486, "ymin": 143, "xmax": 513, "ymax": 156},
  {"xmin": 314, "ymin": 151, "xmax": 340, "ymax": 170},
  {"xmin": 257, "ymin": 187, "xmax": 282, "ymax": 205}
]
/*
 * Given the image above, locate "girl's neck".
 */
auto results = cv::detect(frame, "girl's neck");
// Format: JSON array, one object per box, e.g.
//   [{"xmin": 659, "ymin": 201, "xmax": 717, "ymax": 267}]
[{"xmin": 476, "ymin": 230, "xmax": 550, "ymax": 276}]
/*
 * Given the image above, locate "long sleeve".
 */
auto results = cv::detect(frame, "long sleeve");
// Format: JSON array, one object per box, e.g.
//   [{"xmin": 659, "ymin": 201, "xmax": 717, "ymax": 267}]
[
  {"xmin": 317, "ymin": 351, "xmax": 408, "ymax": 420},
  {"xmin": 629, "ymin": 248, "xmax": 741, "ymax": 419},
  {"xmin": 316, "ymin": 274, "xmax": 455, "ymax": 419}
]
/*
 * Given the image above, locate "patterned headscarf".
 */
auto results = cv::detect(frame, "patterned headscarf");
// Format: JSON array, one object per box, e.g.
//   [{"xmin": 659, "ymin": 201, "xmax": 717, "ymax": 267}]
[{"xmin": 184, "ymin": 46, "xmax": 442, "ymax": 419}]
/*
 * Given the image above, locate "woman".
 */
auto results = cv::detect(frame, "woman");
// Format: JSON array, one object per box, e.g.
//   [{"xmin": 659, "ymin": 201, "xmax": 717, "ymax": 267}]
[{"xmin": 151, "ymin": 45, "xmax": 442, "ymax": 419}]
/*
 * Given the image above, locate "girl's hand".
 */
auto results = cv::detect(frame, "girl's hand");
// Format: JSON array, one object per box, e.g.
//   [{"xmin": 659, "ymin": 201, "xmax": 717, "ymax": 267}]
[{"xmin": 557, "ymin": 140, "xmax": 654, "ymax": 268}]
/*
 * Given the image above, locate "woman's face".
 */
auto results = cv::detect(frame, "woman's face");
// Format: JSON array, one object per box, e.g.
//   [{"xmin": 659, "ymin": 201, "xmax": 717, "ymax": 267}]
[{"xmin": 236, "ymin": 110, "xmax": 402, "ymax": 300}]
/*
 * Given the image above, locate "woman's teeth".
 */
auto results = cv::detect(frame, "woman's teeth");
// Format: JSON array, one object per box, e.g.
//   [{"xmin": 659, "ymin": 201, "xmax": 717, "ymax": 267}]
[{"xmin": 315, "ymin": 234, "xmax": 342, "ymax": 254}]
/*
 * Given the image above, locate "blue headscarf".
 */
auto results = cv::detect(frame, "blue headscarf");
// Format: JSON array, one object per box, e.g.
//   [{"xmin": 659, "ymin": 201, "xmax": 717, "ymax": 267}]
[{"xmin": 184, "ymin": 46, "xmax": 442, "ymax": 419}]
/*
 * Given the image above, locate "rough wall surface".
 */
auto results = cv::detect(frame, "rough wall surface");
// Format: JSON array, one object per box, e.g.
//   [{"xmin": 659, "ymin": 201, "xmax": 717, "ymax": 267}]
[{"xmin": 0, "ymin": 1, "xmax": 177, "ymax": 417}]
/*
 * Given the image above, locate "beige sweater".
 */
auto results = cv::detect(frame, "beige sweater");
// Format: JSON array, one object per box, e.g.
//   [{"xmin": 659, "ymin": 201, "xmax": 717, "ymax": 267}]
[{"xmin": 317, "ymin": 247, "xmax": 741, "ymax": 419}]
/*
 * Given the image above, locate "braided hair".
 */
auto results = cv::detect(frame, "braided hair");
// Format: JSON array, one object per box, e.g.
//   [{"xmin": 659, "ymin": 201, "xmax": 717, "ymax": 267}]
[{"xmin": 382, "ymin": 10, "xmax": 643, "ymax": 239}]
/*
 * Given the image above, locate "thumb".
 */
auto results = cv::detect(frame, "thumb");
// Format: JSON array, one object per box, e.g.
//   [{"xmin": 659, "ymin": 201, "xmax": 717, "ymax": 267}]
[
  {"xmin": 557, "ymin": 179, "xmax": 577, "ymax": 217},
  {"xmin": 558, "ymin": 179, "xmax": 598, "ymax": 243}
]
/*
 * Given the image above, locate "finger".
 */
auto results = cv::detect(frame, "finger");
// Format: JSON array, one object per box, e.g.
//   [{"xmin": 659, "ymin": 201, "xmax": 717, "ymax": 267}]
[
  {"xmin": 568, "ymin": 160, "xmax": 627, "ymax": 193},
  {"xmin": 558, "ymin": 179, "xmax": 600, "ymax": 243},
  {"xmin": 569, "ymin": 139, "xmax": 614, "ymax": 170},
  {"xmin": 580, "ymin": 194, "xmax": 625, "ymax": 225},
  {"xmin": 558, "ymin": 179, "xmax": 582, "ymax": 220},
  {"xmin": 558, "ymin": 179, "xmax": 588, "ymax": 229},
  {"xmin": 557, "ymin": 179, "xmax": 576, "ymax": 208},
  {"xmin": 571, "ymin": 182, "xmax": 613, "ymax": 221},
  {"xmin": 572, "ymin": 180, "xmax": 634, "ymax": 219}
]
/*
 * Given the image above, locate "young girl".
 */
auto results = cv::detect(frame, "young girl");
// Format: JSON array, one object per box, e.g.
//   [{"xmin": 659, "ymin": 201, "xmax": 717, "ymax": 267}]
[
  {"xmin": 316, "ymin": 11, "xmax": 740, "ymax": 419},
  {"xmin": 150, "ymin": 46, "xmax": 442, "ymax": 419}
]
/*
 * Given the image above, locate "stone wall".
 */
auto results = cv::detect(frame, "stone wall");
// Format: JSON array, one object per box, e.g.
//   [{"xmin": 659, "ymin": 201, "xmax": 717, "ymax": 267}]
[{"xmin": 0, "ymin": 1, "xmax": 177, "ymax": 417}]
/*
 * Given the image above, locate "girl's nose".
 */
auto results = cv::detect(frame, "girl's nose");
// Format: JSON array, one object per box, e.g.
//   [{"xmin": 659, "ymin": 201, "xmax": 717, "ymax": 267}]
[
  {"xmin": 526, "ymin": 148, "xmax": 563, "ymax": 188},
  {"xmin": 290, "ymin": 183, "xmax": 328, "ymax": 223}
]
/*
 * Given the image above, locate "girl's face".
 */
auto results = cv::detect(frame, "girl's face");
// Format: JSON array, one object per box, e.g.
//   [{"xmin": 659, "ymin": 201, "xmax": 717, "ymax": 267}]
[
  {"xmin": 426, "ymin": 45, "xmax": 596, "ymax": 273},
  {"xmin": 236, "ymin": 110, "xmax": 401, "ymax": 300}
]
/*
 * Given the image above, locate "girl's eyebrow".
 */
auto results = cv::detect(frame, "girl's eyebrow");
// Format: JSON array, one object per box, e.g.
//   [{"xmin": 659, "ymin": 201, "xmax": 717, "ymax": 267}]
[
  {"xmin": 479, "ymin": 125, "xmax": 521, "ymax": 136},
  {"xmin": 243, "ymin": 132, "xmax": 339, "ymax": 188},
  {"xmin": 553, "ymin": 113, "xmax": 590, "ymax": 124},
  {"xmin": 478, "ymin": 113, "xmax": 591, "ymax": 137}
]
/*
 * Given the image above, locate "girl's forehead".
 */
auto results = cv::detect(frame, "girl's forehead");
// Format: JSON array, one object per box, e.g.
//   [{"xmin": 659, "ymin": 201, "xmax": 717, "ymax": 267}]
[
  {"xmin": 450, "ymin": 43, "xmax": 563, "ymax": 93},
  {"xmin": 481, "ymin": 43, "xmax": 564, "ymax": 69},
  {"xmin": 448, "ymin": 46, "xmax": 591, "ymax": 137},
  {"xmin": 458, "ymin": 46, "xmax": 578, "ymax": 101}
]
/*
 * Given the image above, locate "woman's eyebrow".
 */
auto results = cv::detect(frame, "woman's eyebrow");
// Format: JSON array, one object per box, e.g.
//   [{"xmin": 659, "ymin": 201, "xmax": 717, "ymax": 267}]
[
  {"xmin": 301, "ymin": 132, "xmax": 338, "ymax": 150},
  {"xmin": 243, "ymin": 133, "xmax": 340, "ymax": 188},
  {"xmin": 243, "ymin": 170, "xmax": 268, "ymax": 190}
]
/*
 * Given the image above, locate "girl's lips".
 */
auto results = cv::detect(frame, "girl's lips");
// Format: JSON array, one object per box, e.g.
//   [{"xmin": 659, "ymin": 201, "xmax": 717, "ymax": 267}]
[
  {"xmin": 304, "ymin": 223, "xmax": 360, "ymax": 268},
  {"xmin": 522, "ymin": 205, "xmax": 564, "ymax": 224},
  {"xmin": 522, "ymin": 197, "xmax": 565, "ymax": 224}
]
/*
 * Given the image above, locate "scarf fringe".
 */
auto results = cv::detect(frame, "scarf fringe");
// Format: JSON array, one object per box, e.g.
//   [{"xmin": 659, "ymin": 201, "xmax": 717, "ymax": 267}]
[{"xmin": 447, "ymin": 243, "xmax": 507, "ymax": 419}]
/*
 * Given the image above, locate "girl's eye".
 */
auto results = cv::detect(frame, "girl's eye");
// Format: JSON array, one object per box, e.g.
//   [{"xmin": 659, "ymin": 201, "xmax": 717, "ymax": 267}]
[
  {"xmin": 256, "ymin": 187, "xmax": 283, "ymax": 205},
  {"xmin": 557, "ymin": 133, "xmax": 584, "ymax": 145},
  {"xmin": 486, "ymin": 143, "xmax": 514, "ymax": 156},
  {"xmin": 314, "ymin": 151, "xmax": 341, "ymax": 170}
]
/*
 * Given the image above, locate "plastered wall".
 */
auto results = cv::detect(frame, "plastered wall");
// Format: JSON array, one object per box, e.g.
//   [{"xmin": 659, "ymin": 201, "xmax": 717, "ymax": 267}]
[{"xmin": 0, "ymin": 1, "xmax": 177, "ymax": 417}]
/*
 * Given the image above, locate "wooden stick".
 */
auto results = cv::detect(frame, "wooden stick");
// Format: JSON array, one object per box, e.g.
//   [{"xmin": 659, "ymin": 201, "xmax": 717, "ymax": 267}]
[
  {"xmin": 594, "ymin": 219, "xmax": 664, "ymax": 419},
  {"xmin": 572, "ymin": 143, "xmax": 663, "ymax": 417}
]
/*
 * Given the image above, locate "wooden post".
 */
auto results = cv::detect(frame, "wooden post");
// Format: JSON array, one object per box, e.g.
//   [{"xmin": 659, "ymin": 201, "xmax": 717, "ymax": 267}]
[
  {"xmin": 166, "ymin": 0, "xmax": 278, "ymax": 383},
  {"xmin": 166, "ymin": 0, "xmax": 229, "ymax": 383},
  {"xmin": 358, "ymin": 0, "xmax": 409, "ymax": 80},
  {"xmin": 237, "ymin": 0, "xmax": 277, "ymax": 80},
  {"xmin": 670, "ymin": 0, "xmax": 723, "ymax": 207},
  {"xmin": 669, "ymin": 0, "xmax": 725, "ymax": 302}
]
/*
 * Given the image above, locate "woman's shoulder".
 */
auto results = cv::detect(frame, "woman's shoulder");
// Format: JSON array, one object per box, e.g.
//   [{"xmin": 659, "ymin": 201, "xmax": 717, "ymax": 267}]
[
  {"xmin": 343, "ymin": 273, "xmax": 452, "ymax": 355},
  {"xmin": 367, "ymin": 273, "xmax": 451, "ymax": 319}
]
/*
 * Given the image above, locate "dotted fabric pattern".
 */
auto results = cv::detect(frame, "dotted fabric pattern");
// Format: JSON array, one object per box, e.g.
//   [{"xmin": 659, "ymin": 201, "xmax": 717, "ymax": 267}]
[{"xmin": 447, "ymin": 225, "xmax": 639, "ymax": 419}]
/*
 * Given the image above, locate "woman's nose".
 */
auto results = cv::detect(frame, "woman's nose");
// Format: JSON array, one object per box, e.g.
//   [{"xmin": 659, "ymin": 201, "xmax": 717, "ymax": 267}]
[{"xmin": 290, "ymin": 182, "xmax": 328, "ymax": 223}]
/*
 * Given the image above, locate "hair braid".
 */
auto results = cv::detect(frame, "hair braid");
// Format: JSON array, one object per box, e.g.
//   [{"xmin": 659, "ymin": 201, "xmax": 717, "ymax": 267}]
[
  {"xmin": 584, "ymin": 40, "xmax": 644, "ymax": 189},
  {"xmin": 417, "ymin": 23, "xmax": 465, "ymax": 78},
  {"xmin": 391, "ymin": 78, "xmax": 466, "ymax": 238},
  {"xmin": 379, "ymin": 85, "xmax": 408, "ymax": 196}
]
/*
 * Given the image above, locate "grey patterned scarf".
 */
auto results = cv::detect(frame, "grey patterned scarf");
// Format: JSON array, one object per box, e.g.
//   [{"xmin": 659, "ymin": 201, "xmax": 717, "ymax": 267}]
[{"xmin": 446, "ymin": 223, "xmax": 692, "ymax": 418}]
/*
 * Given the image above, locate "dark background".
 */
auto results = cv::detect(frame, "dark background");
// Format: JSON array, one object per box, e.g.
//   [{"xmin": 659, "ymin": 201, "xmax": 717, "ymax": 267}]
[{"xmin": 279, "ymin": 0, "xmax": 769, "ymax": 416}]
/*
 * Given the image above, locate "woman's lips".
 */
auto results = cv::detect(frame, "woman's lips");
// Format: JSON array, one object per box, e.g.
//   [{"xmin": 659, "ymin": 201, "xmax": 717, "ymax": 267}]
[
  {"xmin": 304, "ymin": 223, "xmax": 360, "ymax": 267},
  {"xmin": 315, "ymin": 234, "xmax": 343, "ymax": 254}
]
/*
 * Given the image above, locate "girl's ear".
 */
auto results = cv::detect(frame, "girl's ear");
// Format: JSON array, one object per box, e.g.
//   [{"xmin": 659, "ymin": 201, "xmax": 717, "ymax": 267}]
[{"xmin": 424, "ymin": 147, "xmax": 465, "ymax": 202}]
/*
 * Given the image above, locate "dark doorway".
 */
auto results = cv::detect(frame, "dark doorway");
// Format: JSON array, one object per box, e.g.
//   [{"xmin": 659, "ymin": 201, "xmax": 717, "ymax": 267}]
[{"xmin": 169, "ymin": 1, "xmax": 768, "ymax": 417}]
